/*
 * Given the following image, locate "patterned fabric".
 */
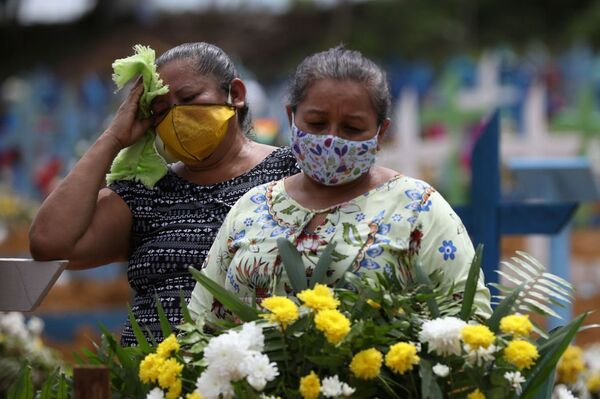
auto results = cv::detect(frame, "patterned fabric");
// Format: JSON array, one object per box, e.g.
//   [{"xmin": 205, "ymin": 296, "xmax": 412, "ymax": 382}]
[
  {"xmin": 109, "ymin": 147, "xmax": 299, "ymax": 346},
  {"xmin": 189, "ymin": 175, "xmax": 492, "ymax": 323},
  {"xmin": 290, "ymin": 122, "xmax": 378, "ymax": 186}
]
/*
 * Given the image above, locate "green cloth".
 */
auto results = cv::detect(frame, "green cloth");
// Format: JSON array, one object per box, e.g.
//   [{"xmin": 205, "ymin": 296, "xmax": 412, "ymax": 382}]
[{"xmin": 105, "ymin": 45, "xmax": 170, "ymax": 189}]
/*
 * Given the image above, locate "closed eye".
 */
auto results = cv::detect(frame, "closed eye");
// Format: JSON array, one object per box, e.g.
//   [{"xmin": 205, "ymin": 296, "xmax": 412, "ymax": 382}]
[
  {"xmin": 307, "ymin": 121, "xmax": 326, "ymax": 129},
  {"xmin": 181, "ymin": 94, "xmax": 199, "ymax": 103}
]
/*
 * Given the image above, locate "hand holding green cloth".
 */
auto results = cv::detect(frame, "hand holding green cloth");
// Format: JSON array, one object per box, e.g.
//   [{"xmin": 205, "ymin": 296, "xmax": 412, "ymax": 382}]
[{"xmin": 105, "ymin": 45, "xmax": 170, "ymax": 189}]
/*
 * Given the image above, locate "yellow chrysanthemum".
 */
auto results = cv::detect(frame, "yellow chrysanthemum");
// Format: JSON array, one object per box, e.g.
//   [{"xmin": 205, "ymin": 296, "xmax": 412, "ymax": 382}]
[
  {"xmin": 157, "ymin": 358, "xmax": 184, "ymax": 390},
  {"xmin": 504, "ymin": 340, "xmax": 539, "ymax": 369},
  {"xmin": 557, "ymin": 345, "xmax": 586, "ymax": 384},
  {"xmin": 500, "ymin": 314, "xmax": 534, "ymax": 337},
  {"xmin": 461, "ymin": 325, "xmax": 495, "ymax": 349},
  {"xmin": 298, "ymin": 284, "xmax": 340, "ymax": 311},
  {"xmin": 587, "ymin": 372, "xmax": 600, "ymax": 393},
  {"xmin": 467, "ymin": 388, "xmax": 486, "ymax": 399},
  {"xmin": 314, "ymin": 309, "xmax": 351, "ymax": 344},
  {"xmin": 350, "ymin": 348, "xmax": 383, "ymax": 380},
  {"xmin": 186, "ymin": 392, "xmax": 204, "ymax": 399},
  {"xmin": 139, "ymin": 353, "xmax": 165, "ymax": 383},
  {"xmin": 157, "ymin": 334, "xmax": 180, "ymax": 358},
  {"xmin": 385, "ymin": 342, "xmax": 420, "ymax": 375},
  {"xmin": 166, "ymin": 378, "xmax": 182, "ymax": 399},
  {"xmin": 261, "ymin": 296, "xmax": 299, "ymax": 328},
  {"xmin": 299, "ymin": 371, "xmax": 321, "ymax": 399},
  {"xmin": 366, "ymin": 299, "xmax": 381, "ymax": 309}
]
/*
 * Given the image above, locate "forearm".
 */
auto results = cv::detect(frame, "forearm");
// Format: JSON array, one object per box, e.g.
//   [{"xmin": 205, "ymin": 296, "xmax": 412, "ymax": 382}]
[{"xmin": 29, "ymin": 132, "xmax": 123, "ymax": 259}]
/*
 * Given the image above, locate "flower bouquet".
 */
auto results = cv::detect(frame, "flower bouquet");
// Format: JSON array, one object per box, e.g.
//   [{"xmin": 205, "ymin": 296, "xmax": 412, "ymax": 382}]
[
  {"xmin": 10, "ymin": 243, "xmax": 593, "ymax": 399},
  {"xmin": 165, "ymin": 242, "xmax": 589, "ymax": 399}
]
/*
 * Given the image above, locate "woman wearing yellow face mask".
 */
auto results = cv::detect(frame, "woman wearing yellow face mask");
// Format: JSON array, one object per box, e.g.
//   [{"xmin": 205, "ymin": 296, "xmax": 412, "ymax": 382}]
[{"xmin": 28, "ymin": 42, "xmax": 299, "ymax": 346}]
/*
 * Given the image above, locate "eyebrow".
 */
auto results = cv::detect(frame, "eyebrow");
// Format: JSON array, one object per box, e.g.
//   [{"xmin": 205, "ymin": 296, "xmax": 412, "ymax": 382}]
[
  {"xmin": 303, "ymin": 109, "xmax": 369, "ymax": 121},
  {"xmin": 174, "ymin": 85, "xmax": 201, "ymax": 96}
]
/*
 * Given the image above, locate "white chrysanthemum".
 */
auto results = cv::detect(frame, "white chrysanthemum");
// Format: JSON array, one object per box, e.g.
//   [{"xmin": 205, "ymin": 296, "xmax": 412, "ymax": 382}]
[
  {"xmin": 203, "ymin": 331, "xmax": 250, "ymax": 380},
  {"xmin": 583, "ymin": 344, "xmax": 600, "ymax": 372},
  {"xmin": 242, "ymin": 353, "xmax": 279, "ymax": 391},
  {"xmin": 464, "ymin": 343, "xmax": 497, "ymax": 366},
  {"xmin": 146, "ymin": 387, "xmax": 165, "ymax": 399},
  {"xmin": 238, "ymin": 322, "xmax": 265, "ymax": 352},
  {"xmin": 504, "ymin": 371, "xmax": 526, "ymax": 395},
  {"xmin": 196, "ymin": 368, "xmax": 234, "ymax": 399},
  {"xmin": 0, "ymin": 312, "xmax": 29, "ymax": 341},
  {"xmin": 341, "ymin": 382, "xmax": 356, "ymax": 397},
  {"xmin": 321, "ymin": 375, "xmax": 344, "ymax": 397},
  {"xmin": 26, "ymin": 317, "xmax": 44, "ymax": 336},
  {"xmin": 432, "ymin": 363, "xmax": 450, "ymax": 378},
  {"xmin": 419, "ymin": 317, "xmax": 466, "ymax": 356},
  {"xmin": 553, "ymin": 384, "xmax": 578, "ymax": 399}
]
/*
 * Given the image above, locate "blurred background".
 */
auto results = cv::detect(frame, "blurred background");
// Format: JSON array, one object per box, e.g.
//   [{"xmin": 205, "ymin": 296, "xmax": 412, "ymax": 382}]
[{"xmin": 1, "ymin": 0, "xmax": 600, "ymax": 364}]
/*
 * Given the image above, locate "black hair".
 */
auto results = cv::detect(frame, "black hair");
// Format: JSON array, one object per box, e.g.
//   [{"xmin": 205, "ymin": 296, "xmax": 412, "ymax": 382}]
[
  {"xmin": 156, "ymin": 42, "xmax": 252, "ymax": 134},
  {"xmin": 288, "ymin": 45, "xmax": 391, "ymax": 124}
]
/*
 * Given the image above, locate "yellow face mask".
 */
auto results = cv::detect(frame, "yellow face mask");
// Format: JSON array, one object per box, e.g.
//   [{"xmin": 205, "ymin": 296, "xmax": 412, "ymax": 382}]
[{"xmin": 156, "ymin": 104, "xmax": 236, "ymax": 164}]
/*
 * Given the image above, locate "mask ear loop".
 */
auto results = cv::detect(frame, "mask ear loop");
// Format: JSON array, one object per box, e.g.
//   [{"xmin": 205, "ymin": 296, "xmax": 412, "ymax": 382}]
[{"xmin": 226, "ymin": 84, "xmax": 233, "ymax": 107}]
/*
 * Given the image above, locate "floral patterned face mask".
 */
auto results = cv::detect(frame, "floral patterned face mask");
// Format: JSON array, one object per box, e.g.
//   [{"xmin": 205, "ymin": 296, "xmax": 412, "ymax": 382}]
[{"xmin": 290, "ymin": 114, "xmax": 380, "ymax": 186}]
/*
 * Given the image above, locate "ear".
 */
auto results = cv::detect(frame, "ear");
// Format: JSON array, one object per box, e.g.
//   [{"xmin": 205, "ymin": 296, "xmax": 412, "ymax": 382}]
[
  {"xmin": 229, "ymin": 78, "xmax": 246, "ymax": 108},
  {"xmin": 285, "ymin": 105, "xmax": 293, "ymax": 126},
  {"xmin": 377, "ymin": 118, "xmax": 391, "ymax": 151}
]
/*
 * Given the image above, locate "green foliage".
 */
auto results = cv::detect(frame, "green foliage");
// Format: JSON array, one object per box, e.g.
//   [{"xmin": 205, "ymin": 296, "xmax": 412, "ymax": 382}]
[
  {"xmin": 189, "ymin": 266, "xmax": 260, "ymax": 322},
  {"xmin": 460, "ymin": 244, "xmax": 483, "ymax": 321},
  {"xmin": 276, "ymin": 237, "xmax": 308, "ymax": 292}
]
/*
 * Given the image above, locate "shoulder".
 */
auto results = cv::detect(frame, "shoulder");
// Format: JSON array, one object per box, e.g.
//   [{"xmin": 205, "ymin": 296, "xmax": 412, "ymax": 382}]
[
  {"xmin": 386, "ymin": 175, "xmax": 436, "ymax": 199},
  {"xmin": 228, "ymin": 180, "xmax": 278, "ymax": 216},
  {"xmin": 257, "ymin": 146, "xmax": 298, "ymax": 169},
  {"xmin": 108, "ymin": 178, "xmax": 151, "ymax": 198}
]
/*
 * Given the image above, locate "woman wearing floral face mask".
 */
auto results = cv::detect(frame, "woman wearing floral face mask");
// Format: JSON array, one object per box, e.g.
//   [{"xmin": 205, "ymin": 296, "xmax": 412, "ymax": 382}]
[
  {"xmin": 189, "ymin": 46, "xmax": 492, "ymax": 323},
  {"xmin": 29, "ymin": 42, "xmax": 299, "ymax": 346}
]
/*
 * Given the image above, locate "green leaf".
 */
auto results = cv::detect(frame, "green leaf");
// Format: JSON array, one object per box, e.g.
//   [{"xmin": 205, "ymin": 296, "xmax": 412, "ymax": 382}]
[
  {"xmin": 39, "ymin": 370, "xmax": 56, "ymax": 399},
  {"xmin": 305, "ymin": 354, "xmax": 346, "ymax": 368},
  {"xmin": 532, "ymin": 368, "xmax": 556, "ymax": 399},
  {"xmin": 309, "ymin": 241, "xmax": 337, "ymax": 288},
  {"xmin": 420, "ymin": 359, "xmax": 443, "ymax": 399},
  {"xmin": 180, "ymin": 290, "xmax": 194, "ymax": 324},
  {"xmin": 520, "ymin": 312, "xmax": 587, "ymax": 399},
  {"xmin": 460, "ymin": 244, "xmax": 482, "ymax": 320},
  {"xmin": 128, "ymin": 304, "xmax": 152, "ymax": 352},
  {"xmin": 189, "ymin": 266, "xmax": 260, "ymax": 322},
  {"xmin": 486, "ymin": 284, "xmax": 524, "ymax": 332},
  {"xmin": 276, "ymin": 237, "xmax": 308, "ymax": 292},
  {"xmin": 414, "ymin": 262, "xmax": 439, "ymax": 318},
  {"xmin": 99, "ymin": 323, "xmax": 136, "ymax": 371},
  {"xmin": 155, "ymin": 295, "xmax": 173, "ymax": 338},
  {"xmin": 57, "ymin": 374, "xmax": 68, "ymax": 399},
  {"xmin": 6, "ymin": 363, "xmax": 33, "ymax": 399}
]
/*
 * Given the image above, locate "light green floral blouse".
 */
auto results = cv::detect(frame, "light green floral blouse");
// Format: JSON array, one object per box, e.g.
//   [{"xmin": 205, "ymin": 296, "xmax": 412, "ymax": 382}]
[{"xmin": 189, "ymin": 175, "xmax": 492, "ymax": 322}]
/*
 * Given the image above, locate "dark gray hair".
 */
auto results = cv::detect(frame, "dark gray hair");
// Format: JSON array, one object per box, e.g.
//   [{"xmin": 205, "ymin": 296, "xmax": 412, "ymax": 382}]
[
  {"xmin": 288, "ymin": 46, "xmax": 391, "ymax": 124},
  {"xmin": 156, "ymin": 42, "xmax": 252, "ymax": 134}
]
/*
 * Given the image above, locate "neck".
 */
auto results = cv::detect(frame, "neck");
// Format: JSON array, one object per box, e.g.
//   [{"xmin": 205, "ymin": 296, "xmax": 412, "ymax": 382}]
[
  {"xmin": 298, "ymin": 169, "xmax": 374, "ymax": 205},
  {"xmin": 183, "ymin": 128, "xmax": 248, "ymax": 172}
]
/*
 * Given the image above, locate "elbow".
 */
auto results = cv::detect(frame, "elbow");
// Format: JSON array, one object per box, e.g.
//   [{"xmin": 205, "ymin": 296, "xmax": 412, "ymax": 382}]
[{"xmin": 28, "ymin": 227, "xmax": 72, "ymax": 261}]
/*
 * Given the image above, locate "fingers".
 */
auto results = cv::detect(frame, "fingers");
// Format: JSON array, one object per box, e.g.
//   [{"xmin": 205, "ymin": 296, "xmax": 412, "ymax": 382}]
[{"xmin": 139, "ymin": 117, "xmax": 153, "ymax": 131}]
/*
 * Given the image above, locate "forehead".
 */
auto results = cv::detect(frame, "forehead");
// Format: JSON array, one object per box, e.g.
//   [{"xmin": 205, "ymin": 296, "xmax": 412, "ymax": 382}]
[
  {"xmin": 298, "ymin": 78, "xmax": 376, "ymax": 115},
  {"xmin": 157, "ymin": 58, "xmax": 220, "ymax": 90}
]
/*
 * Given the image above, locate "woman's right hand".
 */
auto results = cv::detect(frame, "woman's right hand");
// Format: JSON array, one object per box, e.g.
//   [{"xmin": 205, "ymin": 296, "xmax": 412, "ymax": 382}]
[{"xmin": 104, "ymin": 82, "xmax": 153, "ymax": 149}]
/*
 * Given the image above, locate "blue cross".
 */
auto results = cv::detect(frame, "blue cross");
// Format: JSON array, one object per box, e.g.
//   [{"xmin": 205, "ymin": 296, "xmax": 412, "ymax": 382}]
[{"xmin": 455, "ymin": 111, "xmax": 578, "ymax": 295}]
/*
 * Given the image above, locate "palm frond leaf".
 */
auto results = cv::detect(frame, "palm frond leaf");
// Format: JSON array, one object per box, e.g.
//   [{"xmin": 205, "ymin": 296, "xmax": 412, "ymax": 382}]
[{"xmin": 495, "ymin": 252, "xmax": 574, "ymax": 319}]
